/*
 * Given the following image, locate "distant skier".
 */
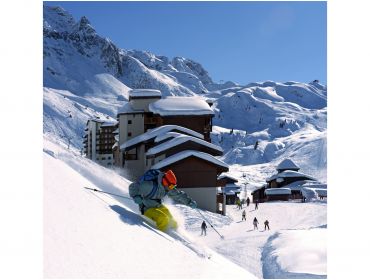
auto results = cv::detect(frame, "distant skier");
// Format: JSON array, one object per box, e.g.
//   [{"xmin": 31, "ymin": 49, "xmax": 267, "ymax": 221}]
[
  {"xmin": 254, "ymin": 200, "xmax": 259, "ymax": 210},
  {"xmin": 253, "ymin": 217, "xmax": 259, "ymax": 230},
  {"xmin": 236, "ymin": 198, "xmax": 242, "ymax": 210},
  {"xmin": 246, "ymin": 197, "xmax": 250, "ymax": 207},
  {"xmin": 264, "ymin": 220, "xmax": 270, "ymax": 230},
  {"xmin": 129, "ymin": 169, "xmax": 197, "ymax": 232},
  {"xmin": 242, "ymin": 210, "xmax": 246, "ymax": 221},
  {"xmin": 201, "ymin": 221, "xmax": 207, "ymax": 236}
]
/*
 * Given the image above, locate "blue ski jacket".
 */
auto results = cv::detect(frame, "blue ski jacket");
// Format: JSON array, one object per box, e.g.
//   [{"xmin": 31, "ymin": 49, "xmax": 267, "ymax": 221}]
[{"xmin": 129, "ymin": 172, "xmax": 197, "ymax": 212}]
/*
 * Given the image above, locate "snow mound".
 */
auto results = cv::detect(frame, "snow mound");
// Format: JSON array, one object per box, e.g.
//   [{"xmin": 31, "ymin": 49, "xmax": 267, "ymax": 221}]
[{"xmin": 262, "ymin": 230, "xmax": 326, "ymax": 278}]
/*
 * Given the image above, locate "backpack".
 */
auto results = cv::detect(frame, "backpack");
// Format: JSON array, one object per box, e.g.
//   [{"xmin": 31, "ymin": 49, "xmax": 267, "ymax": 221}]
[
  {"xmin": 139, "ymin": 169, "xmax": 162, "ymax": 199},
  {"xmin": 139, "ymin": 169, "xmax": 161, "ymax": 184}
]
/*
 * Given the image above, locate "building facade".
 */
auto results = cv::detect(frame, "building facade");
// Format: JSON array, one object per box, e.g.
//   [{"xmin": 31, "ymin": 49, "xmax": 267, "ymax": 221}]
[{"xmin": 83, "ymin": 119, "xmax": 117, "ymax": 167}]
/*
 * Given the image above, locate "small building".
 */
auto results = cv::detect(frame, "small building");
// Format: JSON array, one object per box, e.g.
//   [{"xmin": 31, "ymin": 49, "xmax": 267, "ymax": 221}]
[
  {"xmin": 83, "ymin": 119, "xmax": 117, "ymax": 166},
  {"xmin": 257, "ymin": 158, "xmax": 325, "ymax": 202},
  {"xmin": 217, "ymin": 173, "xmax": 240, "ymax": 205}
]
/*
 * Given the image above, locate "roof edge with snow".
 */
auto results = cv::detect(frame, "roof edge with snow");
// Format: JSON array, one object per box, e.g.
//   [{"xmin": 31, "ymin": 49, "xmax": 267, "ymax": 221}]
[
  {"xmin": 152, "ymin": 150, "xmax": 229, "ymax": 171},
  {"xmin": 120, "ymin": 125, "xmax": 204, "ymax": 151}
]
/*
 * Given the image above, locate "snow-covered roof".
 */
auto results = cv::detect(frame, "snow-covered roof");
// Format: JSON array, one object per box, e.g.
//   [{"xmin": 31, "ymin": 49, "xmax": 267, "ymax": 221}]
[
  {"xmin": 129, "ymin": 89, "xmax": 162, "ymax": 98},
  {"xmin": 101, "ymin": 120, "xmax": 117, "ymax": 127},
  {"xmin": 218, "ymin": 173, "xmax": 239, "ymax": 182},
  {"xmin": 113, "ymin": 128, "xmax": 119, "ymax": 134},
  {"xmin": 314, "ymin": 188, "xmax": 327, "ymax": 196},
  {"xmin": 276, "ymin": 159, "xmax": 300, "ymax": 171},
  {"xmin": 112, "ymin": 142, "xmax": 118, "ymax": 149},
  {"xmin": 149, "ymin": 96, "xmax": 214, "ymax": 116},
  {"xmin": 117, "ymin": 102, "xmax": 145, "ymax": 115},
  {"xmin": 267, "ymin": 170, "xmax": 316, "ymax": 182},
  {"xmin": 87, "ymin": 118, "xmax": 105, "ymax": 124},
  {"xmin": 114, "ymin": 135, "xmax": 119, "ymax": 142},
  {"xmin": 120, "ymin": 125, "xmax": 203, "ymax": 151},
  {"xmin": 265, "ymin": 188, "xmax": 292, "ymax": 195},
  {"xmin": 147, "ymin": 134, "xmax": 222, "ymax": 156},
  {"xmin": 152, "ymin": 150, "xmax": 229, "ymax": 170},
  {"xmin": 154, "ymin": 132, "xmax": 185, "ymax": 143}
]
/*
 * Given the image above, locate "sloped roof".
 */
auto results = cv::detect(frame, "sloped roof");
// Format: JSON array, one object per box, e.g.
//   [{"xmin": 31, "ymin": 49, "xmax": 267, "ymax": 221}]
[
  {"xmin": 152, "ymin": 150, "xmax": 229, "ymax": 170},
  {"xmin": 154, "ymin": 132, "xmax": 185, "ymax": 143},
  {"xmin": 120, "ymin": 125, "xmax": 203, "ymax": 151},
  {"xmin": 218, "ymin": 173, "xmax": 239, "ymax": 182},
  {"xmin": 101, "ymin": 120, "xmax": 118, "ymax": 127},
  {"xmin": 276, "ymin": 159, "xmax": 300, "ymax": 171},
  {"xmin": 149, "ymin": 96, "xmax": 214, "ymax": 116},
  {"xmin": 267, "ymin": 170, "xmax": 316, "ymax": 182},
  {"xmin": 147, "ymin": 134, "xmax": 223, "ymax": 156}
]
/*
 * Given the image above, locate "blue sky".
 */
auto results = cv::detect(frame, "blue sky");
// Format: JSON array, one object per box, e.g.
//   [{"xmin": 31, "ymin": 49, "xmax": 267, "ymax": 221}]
[{"xmin": 45, "ymin": 1, "xmax": 327, "ymax": 85}]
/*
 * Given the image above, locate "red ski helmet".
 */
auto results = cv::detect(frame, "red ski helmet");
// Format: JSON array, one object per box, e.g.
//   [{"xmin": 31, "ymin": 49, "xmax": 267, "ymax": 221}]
[{"xmin": 162, "ymin": 169, "xmax": 177, "ymax": 190}]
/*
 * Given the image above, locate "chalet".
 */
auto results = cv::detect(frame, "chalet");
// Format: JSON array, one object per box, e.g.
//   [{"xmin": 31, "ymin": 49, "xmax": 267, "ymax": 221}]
[
  {"xmin": 83, "ymin": 119, "xmax": 117, "ymax": 166},
  {"xmin": 217, "ymin": 173, "xmax": 240, "ymax": 205},
  {"xmin": 252, "ymin": 158, "xmax": 324, "ymax": 202}
]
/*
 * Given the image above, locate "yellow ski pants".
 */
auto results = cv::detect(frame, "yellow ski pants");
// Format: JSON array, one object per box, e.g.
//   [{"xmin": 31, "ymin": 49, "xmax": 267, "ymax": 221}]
[{"xmin": 144, "ymin": 205, "xmax": 178, "ymax": 232}]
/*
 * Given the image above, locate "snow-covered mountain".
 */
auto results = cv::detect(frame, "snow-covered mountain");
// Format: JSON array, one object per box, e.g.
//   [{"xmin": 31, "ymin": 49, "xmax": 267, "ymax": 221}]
[{"xmin": 43, "ymin": 5, "xmax": 327, "ymax": 182}]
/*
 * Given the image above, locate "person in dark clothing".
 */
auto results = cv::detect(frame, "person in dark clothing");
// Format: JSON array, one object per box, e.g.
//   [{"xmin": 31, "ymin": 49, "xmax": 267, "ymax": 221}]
[
  {"xmin": 201, "ymin": 220, "xmax": 207, "ymax": 236},
  {"xmin": 254, "ymin": 200, "xmax": 259, "ymax": 210},
  {"xmin": 264, "ymin": 220, "xmax": 270, "ymax": 230},
  {"xmin": 242, "ymin": 210, "xmax": 246, "ymax": 221},
  {"xmin": 246, "ymin": 197, "xmax": 250, "ymax": 207},
  {"xmin": 253, "ymin": 217, "xmax": 259, "ymax": 230}
]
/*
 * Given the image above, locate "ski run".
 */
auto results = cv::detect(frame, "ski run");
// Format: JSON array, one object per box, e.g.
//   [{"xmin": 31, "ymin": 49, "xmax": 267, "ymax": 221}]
[{"xmin": 44, "ymin": 135, "xmax": 326, "ymax": 278}]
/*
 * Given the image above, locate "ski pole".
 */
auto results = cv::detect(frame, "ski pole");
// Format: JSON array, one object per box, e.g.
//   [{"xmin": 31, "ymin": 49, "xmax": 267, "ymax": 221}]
[
  {"xmin": 84, "ymin": 187, "xmax": 132, "ymax": 200},
  {"xmin": 196, "ymin": 208, "xmax": 224, "ymax": 239}
]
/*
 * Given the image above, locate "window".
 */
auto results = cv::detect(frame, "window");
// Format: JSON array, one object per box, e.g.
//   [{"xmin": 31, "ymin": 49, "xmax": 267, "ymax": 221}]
[
  {"xmin": 128, "ymin": 132, "xmax": 132, "ymax": 137},
  {"xmin": 128, "ymin": 120, "xmax": 132, "ymax": 124}
]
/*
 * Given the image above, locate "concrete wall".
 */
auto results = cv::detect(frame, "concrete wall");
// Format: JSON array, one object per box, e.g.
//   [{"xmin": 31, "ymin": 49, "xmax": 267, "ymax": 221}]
[{"xmin": 118, "ymin": 113, "xmax": 144, "ymax": 147}]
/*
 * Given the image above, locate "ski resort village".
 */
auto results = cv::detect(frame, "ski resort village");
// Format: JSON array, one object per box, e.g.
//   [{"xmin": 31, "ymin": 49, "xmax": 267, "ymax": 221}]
[{"xmin": 43, "ymin": 4, "xmax": 327, "ymax": 279}]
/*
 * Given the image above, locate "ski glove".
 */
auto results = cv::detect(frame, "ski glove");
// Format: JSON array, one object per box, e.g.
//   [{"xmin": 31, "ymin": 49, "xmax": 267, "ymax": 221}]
[
  {"xmin": 188, "ymin": 200, "xmax": 197, "ymax": 209},
  {"xmin": 133, "ymin": 195, "xmax": 143, "ymax": 205}
]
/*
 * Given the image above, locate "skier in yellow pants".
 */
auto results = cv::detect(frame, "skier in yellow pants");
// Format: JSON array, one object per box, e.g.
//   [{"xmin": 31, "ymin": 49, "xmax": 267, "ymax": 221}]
[
  {"xmin": 144, "ymin": 205, "xmax": 178, "ymax": 231},
  {"xmin": 129, "ymin": 169, "xmax": 197, "ymax": 232}
]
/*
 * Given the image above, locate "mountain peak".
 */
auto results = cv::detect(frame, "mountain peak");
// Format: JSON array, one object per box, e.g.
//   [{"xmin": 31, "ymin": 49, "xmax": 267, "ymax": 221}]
[
  {"xmin": 76, "ymin": 15, "xmax": 96, "ymax": 35},
  {"xmin": 43, "ymin": 5, "xmax": 76, "ymax": 33}
]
